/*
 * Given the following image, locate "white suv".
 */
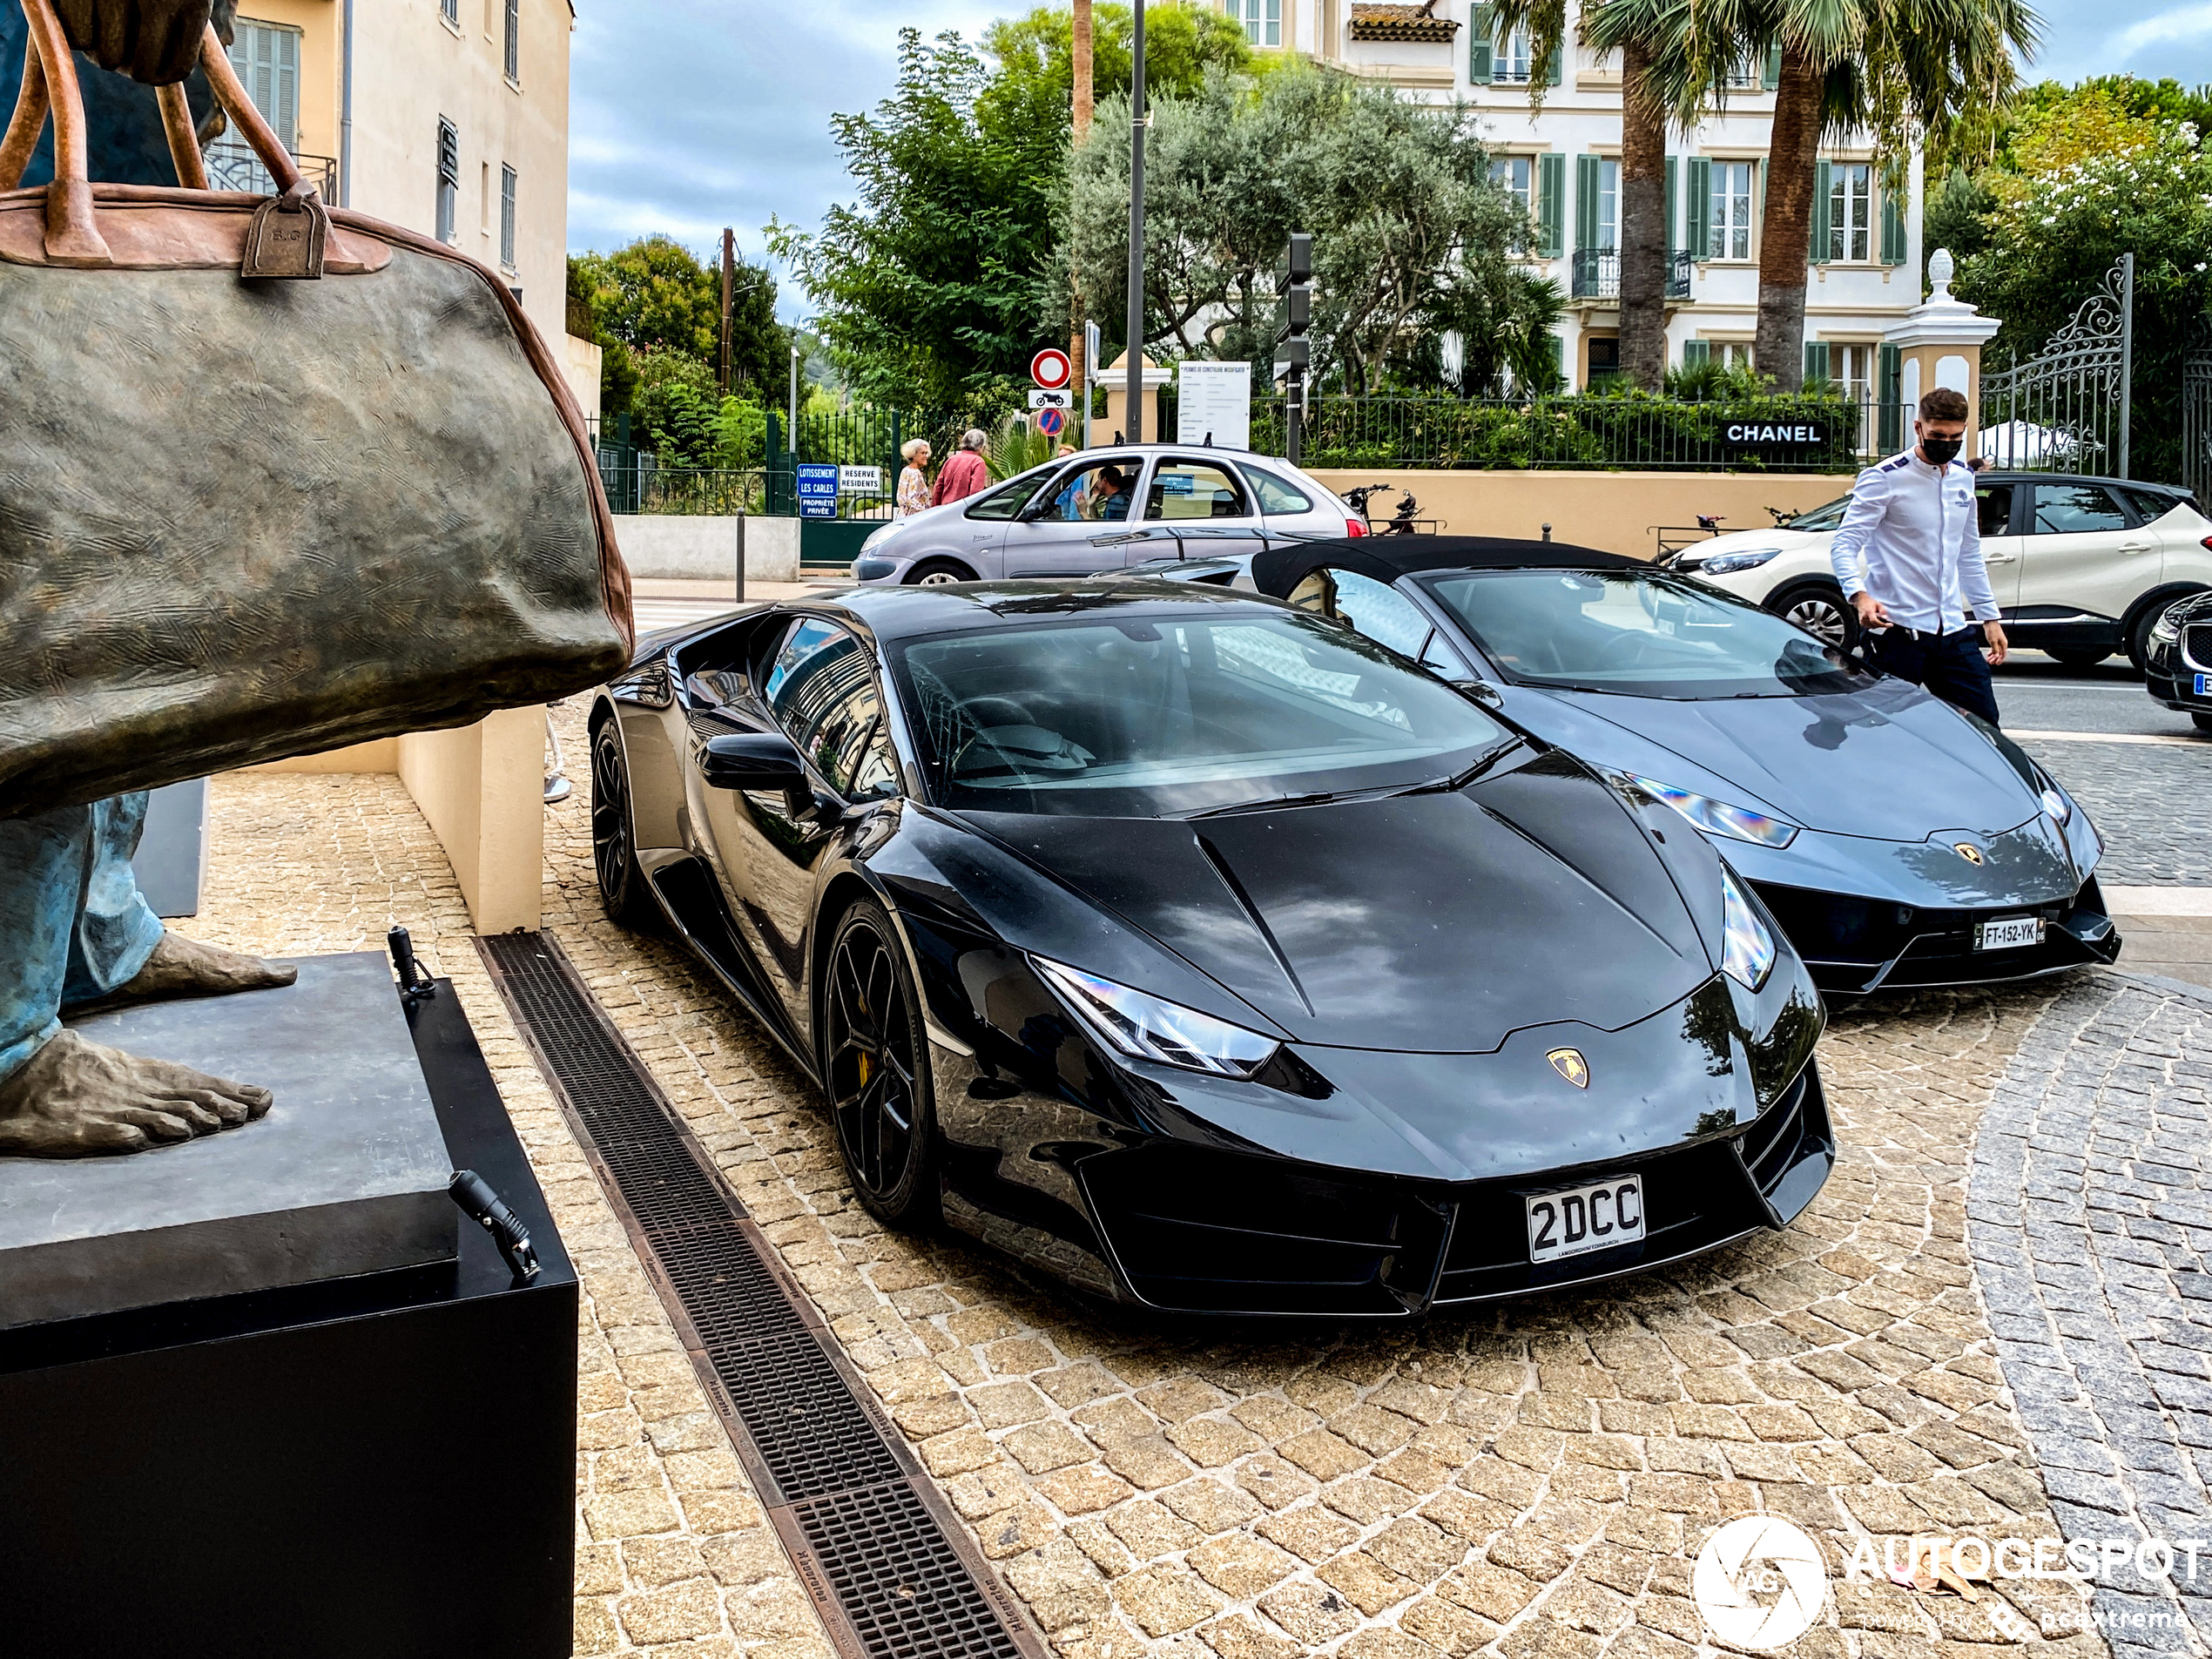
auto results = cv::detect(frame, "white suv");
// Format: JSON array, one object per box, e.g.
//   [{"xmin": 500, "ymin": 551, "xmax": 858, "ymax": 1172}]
[{"xmin": 1671, "ymin": 471, "xmax": 2212, "ymax": 671}]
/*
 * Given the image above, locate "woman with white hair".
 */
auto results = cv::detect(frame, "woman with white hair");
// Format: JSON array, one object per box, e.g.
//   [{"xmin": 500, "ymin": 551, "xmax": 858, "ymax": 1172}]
[
  {"xmin": 894, "ymin": 438, "xmax": 933, "ymax": 517},
  {"xmin": 929, "ymin": 428, "xmax": 992, "ymax": 508}
]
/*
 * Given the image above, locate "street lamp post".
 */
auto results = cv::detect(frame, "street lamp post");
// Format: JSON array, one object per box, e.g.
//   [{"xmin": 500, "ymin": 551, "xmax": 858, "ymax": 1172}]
[{"xmin": 1124, "ymin": 0, "xmax": 1145, "ymax": 443}]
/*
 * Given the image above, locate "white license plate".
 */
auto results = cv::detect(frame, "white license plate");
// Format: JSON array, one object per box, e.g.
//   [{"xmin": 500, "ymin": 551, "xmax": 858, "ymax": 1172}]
[
  {"xmin": 1976, "ymin": 915, "xmax": 2044, "ymax": 952},
  {"xmin": 2195, "ymin": 672, "xmax": 2212, "ymax": 698},
  {"xmin": 1525, "ymin": 1176, "xmax": 1645, "ymax": 1264}
]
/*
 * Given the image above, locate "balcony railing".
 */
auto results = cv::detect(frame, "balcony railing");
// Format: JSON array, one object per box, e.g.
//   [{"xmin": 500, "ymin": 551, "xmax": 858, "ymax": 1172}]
[
  {"xmin": 204, "ymin": 138, "xmax": 339, "ymax": 201},
  {"xmin": 1570, "ymin": 248, "xmax": 1693, "ymax": 300}
]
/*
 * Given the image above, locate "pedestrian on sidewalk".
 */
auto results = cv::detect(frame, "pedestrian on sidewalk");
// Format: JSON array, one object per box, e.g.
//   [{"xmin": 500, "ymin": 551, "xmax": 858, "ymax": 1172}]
[
  {"xmin": 1831, "ymin": 386, "xmax": 2008, "ymax": 725},
  {"xmin": 930, "ymin": 429, "xmax": 990, "ymax": 507},
  {"xmin": 894, "ymin": 439, "xmax": 932, "ymax": 517}
]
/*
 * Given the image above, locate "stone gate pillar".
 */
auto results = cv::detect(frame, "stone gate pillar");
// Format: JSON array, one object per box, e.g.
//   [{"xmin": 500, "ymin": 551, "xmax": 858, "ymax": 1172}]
[{"xmin": 1884, "ymin": 249, "xmax": 2002, "ymax": 453}]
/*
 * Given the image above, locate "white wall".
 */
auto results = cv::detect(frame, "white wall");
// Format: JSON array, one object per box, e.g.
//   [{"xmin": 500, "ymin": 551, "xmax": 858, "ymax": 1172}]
[{"xmin": 612, "ymin": 516, "xmax": 801, "ymax": 583}]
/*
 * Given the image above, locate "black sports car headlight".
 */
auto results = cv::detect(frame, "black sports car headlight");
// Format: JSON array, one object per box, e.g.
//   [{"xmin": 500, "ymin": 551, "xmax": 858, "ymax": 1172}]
[
  {"xmin": 2152, "ymin": 604, "xmax": 2185, "ymax": 647},
  {"xmin": 1032, "ymin": 958, "xmax": 1281, "ymax": 1078},
  {"xmin": 1720, "ymin": 867, "xmax": 1777, "ymax": 991},
  {"xmin": 1630, "ymin": 775, "xmax": 1800, "ymax": 848}
]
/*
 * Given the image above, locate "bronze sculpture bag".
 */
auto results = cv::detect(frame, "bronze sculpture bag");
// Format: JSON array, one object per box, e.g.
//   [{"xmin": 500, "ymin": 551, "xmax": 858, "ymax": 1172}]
[{"xmin": 0, "ymin": 0, "xmax": 632, "ymax": 817}]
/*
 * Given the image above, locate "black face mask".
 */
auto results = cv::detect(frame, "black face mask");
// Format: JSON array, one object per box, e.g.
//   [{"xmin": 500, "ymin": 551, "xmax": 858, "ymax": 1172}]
[{"xmin": 1921, "ymin": 436, "xmax": 1964, "ymax": 466}]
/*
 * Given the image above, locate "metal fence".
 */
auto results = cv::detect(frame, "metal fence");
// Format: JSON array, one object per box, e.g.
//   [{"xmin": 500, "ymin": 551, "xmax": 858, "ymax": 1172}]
[{"xmin": 1251, "ymin": 393, "xmax": 1904, "ymax": 472}]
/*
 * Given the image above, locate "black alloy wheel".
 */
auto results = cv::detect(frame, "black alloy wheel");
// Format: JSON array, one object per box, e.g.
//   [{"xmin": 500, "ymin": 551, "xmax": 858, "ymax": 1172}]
[
  {"xmin": 590, "ymin": 720, "xmax": 658, "ymax": 928},
  {"xmin": 822, "ymin": 899, "xmax": 940, "ymax": 1225},
  {"xmin": 1767, "ymin": 583, "xmax": 1856, "ymax": 650},
  {"xmin": 2195, "ymin": 711, "xmax": 2212, "ymax": 736},
  {"xmin": 906, "ymin": 558, "xmax": 974, "ymax": 587}
]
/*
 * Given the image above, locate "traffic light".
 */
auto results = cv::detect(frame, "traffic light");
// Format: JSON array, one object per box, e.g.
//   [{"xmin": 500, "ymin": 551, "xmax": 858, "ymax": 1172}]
[{"xmin": 1276, "ymin": 232, "xmax": 1313, "ymax": 464}]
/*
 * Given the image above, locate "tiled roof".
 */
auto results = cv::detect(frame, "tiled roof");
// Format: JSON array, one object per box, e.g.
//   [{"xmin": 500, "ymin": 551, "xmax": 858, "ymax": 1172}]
[{"xmin": 1348, "ymin": 2, "xmax": 1460, "ymax": 41}]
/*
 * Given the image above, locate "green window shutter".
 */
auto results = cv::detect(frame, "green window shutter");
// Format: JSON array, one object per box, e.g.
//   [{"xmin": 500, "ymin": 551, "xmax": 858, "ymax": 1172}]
[
  {"xmin": 1683, "ymin": 339, "xmax": 1710, "ymax": 366},
  {"xmin": 1537, "ymin": 152, "xmax": 1566, "ymax": 258},
  {"xmin": 1663, "ymin": 156, "xmax": 1677, "ymax": 258},
  {"xmin": 1575, "ymin": 154, "xmax": 1601, "ymax": 254},
  {"xmin": 1878, "ymin": 342, "xmax": 1903, "ymax": 449},
  {"xmin": 1804, "ymin": 341, "xmax": 1830, "ymax": 382},
  {"xmin": 1469, "ymin": 6, "xmax": 1493, "ymax": 83},
  {"xmin": 1881, "ymin": 182, "xmax": 1908, "ymax": 265},
  {"xmin": 1810, "ymin": 159, "xmax": 1831, "ymax": 262},
  {"xmin": 1686, "ymin": 156, "xmax": 1710, "ymax": 260},
  {"xmin": 1762, "ymin": 44, "xmax": 1780, "ymax": 89},
  {"xmin": 1545, "ymin": 39, "xmax": 1563, "ymax": 84},
  {"xmin": 1552, "ymin": 334, "xmax": 1566, "ymax": 374}
]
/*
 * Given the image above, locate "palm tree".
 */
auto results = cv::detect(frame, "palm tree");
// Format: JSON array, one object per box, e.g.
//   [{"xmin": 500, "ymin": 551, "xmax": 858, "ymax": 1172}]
[
  {"xmin": 1492, "ymin": 0, "xmax": 1696, "ymax": 392},
  {"xmin": 1676, "ymin": 0, "xmax": 2037, "ymax": 389}
]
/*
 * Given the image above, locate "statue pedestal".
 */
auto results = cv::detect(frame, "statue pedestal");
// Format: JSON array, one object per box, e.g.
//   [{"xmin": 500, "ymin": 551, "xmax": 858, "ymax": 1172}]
[{"xmin": 0, "ymin": 957, "xmax": 577, "ymax": 1658}]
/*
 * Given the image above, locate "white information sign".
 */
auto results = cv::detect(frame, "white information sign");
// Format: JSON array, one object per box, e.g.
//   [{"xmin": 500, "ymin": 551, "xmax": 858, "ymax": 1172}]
[
  {"xmin": 1177, "ymin": 361, "xmax": 1251, "ymax": 450},
  {"xmin": 1027, "ymin": 389, "xmax": 1071, "ymax": 409},
  {"xmin": 838, "ymin": 465, "xmax": 883, "ymax": 496}
]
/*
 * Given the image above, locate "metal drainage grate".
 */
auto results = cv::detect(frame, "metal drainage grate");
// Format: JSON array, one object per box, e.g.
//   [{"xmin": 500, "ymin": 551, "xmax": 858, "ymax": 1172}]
[{"xmin": 478, "ymin": 933, "xmax": 1040, "ymax": 1659}]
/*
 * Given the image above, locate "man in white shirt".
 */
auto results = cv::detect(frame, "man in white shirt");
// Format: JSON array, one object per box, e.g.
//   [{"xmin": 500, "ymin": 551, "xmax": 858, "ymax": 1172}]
[{"xmin": 1830, "ymin": 386, "xmax": 2008, "ymax": 725}]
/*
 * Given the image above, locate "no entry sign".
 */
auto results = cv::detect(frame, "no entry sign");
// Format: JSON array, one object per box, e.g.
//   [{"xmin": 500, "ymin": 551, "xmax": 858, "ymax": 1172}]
[{"xmin": 1030, "ymin": 348, "xmax": 1071, "ymax": 390}]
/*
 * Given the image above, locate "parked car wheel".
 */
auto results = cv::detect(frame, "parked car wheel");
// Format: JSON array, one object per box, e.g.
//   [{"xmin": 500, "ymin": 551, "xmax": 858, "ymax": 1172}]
[
  {"xmin": 820, "ymin": 897, "xmax": 941, "ymax": 1227},
  {"xmin": 2197, "ymin": 711, "xmax": 2212, "ymax": 735},
  {"xmin": 905, "ymin": 558, "xmax": 974, "ymax": 587},
  {"xmin": 2125, "ymin": 590, "xmax": 2206, "ymax": 674},
  {"xmin": 2043, "ymin": 646, "xmax": 2113, "ymax": 670},
  {"xmin": 590, "ymin": 719, "xmax": 660, "ymax": 930},
  {"xmin": 1766, "ymin": 581, "xmax": 1857, "ymax": 649}
]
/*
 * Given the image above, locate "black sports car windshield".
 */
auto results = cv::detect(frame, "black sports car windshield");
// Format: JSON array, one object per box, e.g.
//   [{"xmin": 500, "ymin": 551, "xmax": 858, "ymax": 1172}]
[
  {"xmin": 1425, "ymin": 569, "xmax": 1872, "ymax": 699},
  {"xmin": 888, "ymin": 610, "xmax": 1513, "ymax": 817}
]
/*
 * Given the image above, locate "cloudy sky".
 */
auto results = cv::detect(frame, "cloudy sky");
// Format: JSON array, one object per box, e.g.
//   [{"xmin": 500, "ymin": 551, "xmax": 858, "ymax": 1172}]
[{"xmin": 566, "ymin": 0, "xmax": 2207, "ymax": 320}]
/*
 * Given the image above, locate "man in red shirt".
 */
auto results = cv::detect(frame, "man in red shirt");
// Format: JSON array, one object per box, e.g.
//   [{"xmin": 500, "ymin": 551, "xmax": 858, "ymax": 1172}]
[{"xmin": 929, "ymin": 428, "xmax": 991, "ymax": 507}]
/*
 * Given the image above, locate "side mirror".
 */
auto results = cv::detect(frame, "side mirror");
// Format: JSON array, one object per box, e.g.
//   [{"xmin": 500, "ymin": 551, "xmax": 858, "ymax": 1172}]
[{"xmin": 702, "ymin": 732, "xmax": 807, "ymax": 791}]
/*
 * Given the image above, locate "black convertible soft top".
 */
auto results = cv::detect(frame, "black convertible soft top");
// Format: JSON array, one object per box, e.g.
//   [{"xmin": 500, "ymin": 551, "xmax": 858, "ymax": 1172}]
[{"xmin": 1250, "ymin": 535, "xmax": 1643, "ymax": 600}]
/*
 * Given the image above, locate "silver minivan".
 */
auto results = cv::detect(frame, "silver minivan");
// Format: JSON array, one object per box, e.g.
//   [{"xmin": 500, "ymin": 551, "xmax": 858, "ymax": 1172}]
[{"xmin": 850, "ymin": 444, "xmax": 1355, "ymax": 584}]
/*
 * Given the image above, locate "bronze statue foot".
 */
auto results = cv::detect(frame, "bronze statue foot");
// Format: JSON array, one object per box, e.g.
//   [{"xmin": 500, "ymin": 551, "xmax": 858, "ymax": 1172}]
[
  {"xmin": 77, "ymin": 931, "xmax": 298, "ymax": 1014},
  {"xmin": 0, "ymin": 1030, "xmax": 273, "ymax": 1157}
]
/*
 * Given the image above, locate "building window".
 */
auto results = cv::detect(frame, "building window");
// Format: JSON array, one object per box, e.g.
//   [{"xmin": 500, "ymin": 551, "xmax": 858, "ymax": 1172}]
[
  {"xmin": 1828, "ymin": 163, "xmax": 1871, "ymax": 262},
  {"xmin": 1495, "ymin": 25, "xmax": 1535, "ymax": 82},
  {"xmin": 1710, "ymin": 160, "xmax": 1754, "ymax": 260},
  {"xmin": 500, "ymin": 165, "xmax": 517, "ymax": 271},
  {"xmin": 435, "ymin": 118, "xmax": 459, "ymax": 245},
  {"xmin": 440, "ymin": 0, "xmax": 458, "ymax": 25},
  {"xmin": 1492, "ymin": 154, "xmax": 1532, "ymax": 252},
  {"xmin": 1717, "ymin": 341, "xmax": 1753, "ymax": 370},
  {"xmin": 1587, "ymin": 335, "xmax": 1621, "ymax": 386},
  {"xmin": 226, "ymin": 19, "xmax": 299, "ymax": 152},
  {"xmin": 1222, "ymin": 0, "xmax": 1279, "ymax": 47},
  {"xmin": 503, "ymin": 0, "xmax": 520, "ymax": 80}
]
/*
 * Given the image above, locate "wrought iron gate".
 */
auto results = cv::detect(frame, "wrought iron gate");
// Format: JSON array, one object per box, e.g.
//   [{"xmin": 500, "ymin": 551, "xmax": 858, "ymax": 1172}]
[
  {"xmin": 2181, "ymin": 332, "xmax": 2212, "ymax": 504},
  {"xmin": 1980, "ymin": 253, "xmax": 2133, "ymax": 478}
]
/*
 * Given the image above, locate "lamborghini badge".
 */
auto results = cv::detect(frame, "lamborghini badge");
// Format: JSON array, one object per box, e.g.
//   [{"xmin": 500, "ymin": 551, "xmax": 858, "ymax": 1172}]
[
  {"xmin": 1954, "ymin": 842, "xmax": 1984, "ymax": 866},
  {"xmin": 1547, "ymin": 1048, "xmax": 1589, "ymax": 1089}
]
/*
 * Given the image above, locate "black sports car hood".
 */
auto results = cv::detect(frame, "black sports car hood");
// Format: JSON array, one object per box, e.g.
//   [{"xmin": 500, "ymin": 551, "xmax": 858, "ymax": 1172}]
[
  {"xmin": 1538, "ymin": 678, "xmax": 2040, "ymax": 840},
  {"xmin": 958, "ymin": 752, "xmax": 1715, "ymax": 1053}
]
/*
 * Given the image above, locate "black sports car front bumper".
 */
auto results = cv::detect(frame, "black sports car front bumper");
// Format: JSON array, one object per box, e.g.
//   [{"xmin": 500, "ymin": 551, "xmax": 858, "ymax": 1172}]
[
  {"xmin": 1752, "ymin": 875, "xmax": 2121, "ymax": 995},
  {"xmin": 1076, "ymin": 1062, "xmax": 1833, "ymax": 1316}
]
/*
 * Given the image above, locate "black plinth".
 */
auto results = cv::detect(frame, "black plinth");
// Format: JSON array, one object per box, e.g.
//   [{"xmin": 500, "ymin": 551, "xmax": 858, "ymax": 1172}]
[{"xmin": 0, "ymin": 975, "xmax": 577, "ymax": 1659}]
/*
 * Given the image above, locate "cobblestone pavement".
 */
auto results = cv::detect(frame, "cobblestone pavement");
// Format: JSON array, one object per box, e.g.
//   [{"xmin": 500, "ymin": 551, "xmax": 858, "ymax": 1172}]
[
  {"xmin": 192, "ymin": 771, "xmax": 840, "ymax": 1659},
  {"xmin": 1970, "ymin": 973, "xmax": 2212, "ymax": 1659},
  {"xmin": 2015, "ymin": 741, "xmax": 2212, "ymax": 887},
  {"xmin": 525, "ymin": 712, "xmax": 2110, "ymax": 1659}
]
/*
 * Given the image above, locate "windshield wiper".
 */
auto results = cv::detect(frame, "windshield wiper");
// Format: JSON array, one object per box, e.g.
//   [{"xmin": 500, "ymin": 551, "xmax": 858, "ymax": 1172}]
[
  {"xmin": 1390, "ymin": 738, "xmax": 1527, "ymax": 797},
  {"xmin": 1183, "ymin": 788, "xmax": 1346, "ymax": 819}
]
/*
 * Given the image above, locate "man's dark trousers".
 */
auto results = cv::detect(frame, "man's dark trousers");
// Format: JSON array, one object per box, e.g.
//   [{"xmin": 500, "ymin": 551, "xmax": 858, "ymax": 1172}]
[{"xmin": 1865, "ymin": 626, "xmax": 2000, "ymax": 725}]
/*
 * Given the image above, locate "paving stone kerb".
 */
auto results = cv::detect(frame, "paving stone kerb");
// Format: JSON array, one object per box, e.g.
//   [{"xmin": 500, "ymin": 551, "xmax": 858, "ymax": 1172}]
[
  {"xmin": 522, "ymin": 707, "xmax": 2111, "ymax": 1659},
  {"xmin": 1970, "ymin": 973, "xmax": 2212, "ymax": 1659}
]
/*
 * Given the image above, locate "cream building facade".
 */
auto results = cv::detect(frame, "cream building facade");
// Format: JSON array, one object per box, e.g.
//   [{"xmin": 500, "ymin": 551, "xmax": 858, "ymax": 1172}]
[
  {"xmin": 211, "ymin": 0, "xmax": 582, "ymax": 381},
  {"xmin": 1224, "ymin": 0, "xmax": 1924, "ymax": 403}
]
